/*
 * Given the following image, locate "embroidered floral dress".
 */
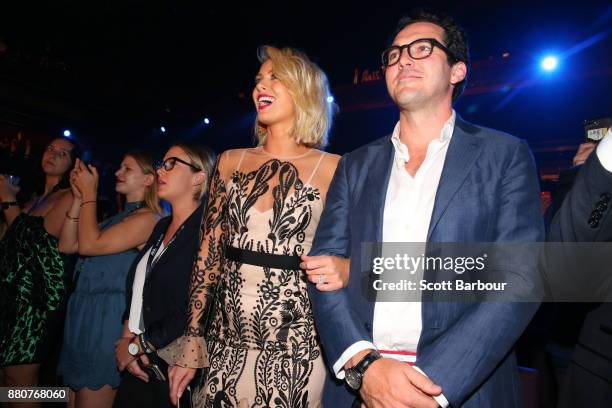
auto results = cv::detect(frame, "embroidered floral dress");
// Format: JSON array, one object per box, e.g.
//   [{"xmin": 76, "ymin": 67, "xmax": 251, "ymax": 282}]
[{"xmin": 160, "ymin": 147, "xmax": 337, "ymax": 408}]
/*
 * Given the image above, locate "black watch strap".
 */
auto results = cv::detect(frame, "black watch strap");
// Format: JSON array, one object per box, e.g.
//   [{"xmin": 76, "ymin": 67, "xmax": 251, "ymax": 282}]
[
  {"xmin": 355, "ymin": 350, "xmax": 382, "ymax": 376},
  {"xmin": 138, "ymin": 333, "xmax": 154, "ymax": 354}
]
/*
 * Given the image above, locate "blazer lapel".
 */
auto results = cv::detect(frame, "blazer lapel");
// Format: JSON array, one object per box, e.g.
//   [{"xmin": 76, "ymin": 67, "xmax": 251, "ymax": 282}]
[
  {"xmin": 364, "ymin": 138, "xmax": 395, "ymax": 243},
  {"xmin": 427, "ymin": 117, "xmax": 482, "ymax": 240}
]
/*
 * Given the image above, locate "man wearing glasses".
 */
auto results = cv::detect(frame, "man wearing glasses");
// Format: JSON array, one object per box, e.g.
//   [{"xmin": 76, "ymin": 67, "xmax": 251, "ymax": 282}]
[{"xmin": 305, "ymin": 10, "xmax": 543, "ymax": 407}]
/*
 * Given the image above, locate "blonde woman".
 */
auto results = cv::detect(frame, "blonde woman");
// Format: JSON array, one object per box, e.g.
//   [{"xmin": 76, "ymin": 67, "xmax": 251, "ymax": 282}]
[
  {"xmin": 113, "ymin": 144, "xmax": 215, "ymax": 408},
  {"xmin": 57, "ymin": 152, "xmax": 161, "ymax": 407},
  {"xmin": 163, "ymin": 46, "xmax": 347, "ymax": 407}
]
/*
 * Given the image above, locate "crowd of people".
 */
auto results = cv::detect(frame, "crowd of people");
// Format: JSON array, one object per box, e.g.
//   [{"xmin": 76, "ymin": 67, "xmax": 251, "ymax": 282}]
[{"xmin": 0, "ymin": 9, "xmax": 609, "ymax": 408}]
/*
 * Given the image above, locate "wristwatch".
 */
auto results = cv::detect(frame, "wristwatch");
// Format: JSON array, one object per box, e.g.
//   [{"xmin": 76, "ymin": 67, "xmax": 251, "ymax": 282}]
[
  {"xmin": 128, "ymin": 340, "xmax": 141, "ymax": 356},
  {"xmin": 345, "ymin": 350, "xmax": 382, "ymax": 391}
]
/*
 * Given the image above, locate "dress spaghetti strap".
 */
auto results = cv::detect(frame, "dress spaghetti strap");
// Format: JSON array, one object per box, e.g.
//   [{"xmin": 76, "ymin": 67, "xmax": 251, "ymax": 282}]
[
  {"xmin": 305, "ymin": 151, "xmax": 326, "ymax": 185},
  {"xmin": 235, "ymin": 149, "xmax": 247, "ymax": 172}
]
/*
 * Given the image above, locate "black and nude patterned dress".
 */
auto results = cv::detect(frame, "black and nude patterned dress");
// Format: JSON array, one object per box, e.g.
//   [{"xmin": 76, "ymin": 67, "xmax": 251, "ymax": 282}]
[{"xmin": 160, "ymin": 147, "xmax": 333, "ymax": 408}]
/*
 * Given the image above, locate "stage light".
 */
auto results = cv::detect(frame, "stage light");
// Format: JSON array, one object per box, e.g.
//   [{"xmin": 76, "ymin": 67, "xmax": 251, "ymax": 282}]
[
  {"xmin": 204, "ymin": 118, "xmax": 210, "ymax": 125},
  {"xmin": 160, "ymin": 126, "xmax": 166, "ymax": 133},
  {"xmin": 63, "ymin": 130, "xmax": 72, "ymax": 137},
  {"xmin": 541, "ymin": 56, "xmax": 558, "ymax": 72},
  {"xmin": 327, "ymin": 96, "xmax": 335, "ymax": 103}
]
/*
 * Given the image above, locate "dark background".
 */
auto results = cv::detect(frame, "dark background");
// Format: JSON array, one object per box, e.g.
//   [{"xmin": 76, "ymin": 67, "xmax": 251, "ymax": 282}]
[{"xmin": 1, "ymin": 0, "xmax": 611, "ymax": 178}]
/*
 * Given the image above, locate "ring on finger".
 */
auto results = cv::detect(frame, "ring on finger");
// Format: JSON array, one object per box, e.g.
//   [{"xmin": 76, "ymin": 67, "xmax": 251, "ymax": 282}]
[{"xmin": 318, "ymin": 274, "xmax": 324, "ymax": 285}]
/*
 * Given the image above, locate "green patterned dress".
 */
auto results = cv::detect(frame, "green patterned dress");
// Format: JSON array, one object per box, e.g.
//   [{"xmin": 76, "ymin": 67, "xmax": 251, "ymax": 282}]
[{"xmin": 0, "ymin": 214, "xmax": 66, "ymax": 366}]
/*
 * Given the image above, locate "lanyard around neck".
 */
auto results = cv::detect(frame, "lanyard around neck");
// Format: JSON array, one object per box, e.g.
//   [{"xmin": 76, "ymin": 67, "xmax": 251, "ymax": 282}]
[{"xmin": 145, "ymin": 221, "xmax": 186, "ymax": 277}]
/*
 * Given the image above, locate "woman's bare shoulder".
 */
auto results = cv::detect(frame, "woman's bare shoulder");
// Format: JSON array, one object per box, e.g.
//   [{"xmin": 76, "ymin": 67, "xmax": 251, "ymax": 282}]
[
  {"xmin": 217, "ymin": 148, "xmax": 255, "ymax": 176},
  {"xmin": 318, "ymin": 152, "xmax": 342, "ymax": 174}
]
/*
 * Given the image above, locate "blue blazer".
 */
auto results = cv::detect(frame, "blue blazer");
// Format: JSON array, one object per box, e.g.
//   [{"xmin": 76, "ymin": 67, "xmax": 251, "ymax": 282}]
[{"xmin": 308, "ymin": 117, "xmax": 544, "ymax": 407}]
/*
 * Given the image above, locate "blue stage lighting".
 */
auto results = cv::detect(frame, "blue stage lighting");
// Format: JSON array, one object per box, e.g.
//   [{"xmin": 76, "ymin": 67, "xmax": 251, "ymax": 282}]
[
  {"xmin": 327, "ymin": 96, "xmax": 335, "ymax": 103},
  {"xmin": 160, "ymin": 126, "xmax": 166, "ymax": 133},
  {"xmin": 204, "ymin": 118, "xmax": 210, "ymax": 125},
  {"xmin": 63, "ymin": 130, "xmax": 72, "ymax": 137},
  {"xmin": 541, "ymin": 56, "xmax": 559, "ymax": 71}
]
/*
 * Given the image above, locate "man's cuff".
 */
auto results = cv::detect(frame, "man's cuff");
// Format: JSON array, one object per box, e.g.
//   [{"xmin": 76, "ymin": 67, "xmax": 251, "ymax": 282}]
[
  {"xmin": 333, "ymin": 341, "xmax": 377, "ymax": 379},
  {"xmin": 596, "ymin": 128, "xmax": 612, "ymax": 172},
  {"xmin": 413, "ymin": 365, "xmax": 449, "ymax": 408}
]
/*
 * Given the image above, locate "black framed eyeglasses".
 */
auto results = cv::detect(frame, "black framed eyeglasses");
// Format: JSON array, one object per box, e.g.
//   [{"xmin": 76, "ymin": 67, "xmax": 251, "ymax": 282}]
[
  {"xmin": 381, "ymin": 38, "xmax": 459, "ymax": 68},
  {"xmin": 155, "ymin": 157, "xmax": 201, "ymax": 172}
]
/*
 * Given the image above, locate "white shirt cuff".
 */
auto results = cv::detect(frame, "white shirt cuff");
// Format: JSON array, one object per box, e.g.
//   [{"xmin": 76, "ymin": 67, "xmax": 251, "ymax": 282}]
[
  {"xmin": 413, "ymin": 365, "xmax": 449, "ymax": 408},
  {"xmin": 596, "ymin": 129, "xmax": 612, "ymax": 172},
  {"xmin": 332, "ymin": 341, "xmax": 377, "ymax": 379}
]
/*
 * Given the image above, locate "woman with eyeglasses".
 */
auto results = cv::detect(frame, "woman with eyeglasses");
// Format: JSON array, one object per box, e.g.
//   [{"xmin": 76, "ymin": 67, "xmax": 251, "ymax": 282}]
[
  {"xmin": 162, "ymin": 46, "xmax": 347, "ymax": 408},
  {"xmin": 0, "ymin": 137, "xmax": 80, "ymax": 406},
  {"xmin": 113, "ymin": 144, "xmax": 215, "ymax": 408},
  {"xmin": 57, "ymin": 153, "xmax": 161, "ymax": 407}
]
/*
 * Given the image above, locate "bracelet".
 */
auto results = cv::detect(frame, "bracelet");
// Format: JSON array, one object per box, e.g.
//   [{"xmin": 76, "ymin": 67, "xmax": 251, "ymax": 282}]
[
  {"xmin": 80, "ymin": 200, "xmax": 96, "ymax": 207},
  {"xmin": 65, "ymin": 212, "xmax": 79, "ymax": 221}
]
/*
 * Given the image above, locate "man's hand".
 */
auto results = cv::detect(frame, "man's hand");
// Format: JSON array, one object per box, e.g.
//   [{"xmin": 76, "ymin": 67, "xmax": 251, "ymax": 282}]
[
  {"xmin": 168, "ymin": 365, "xmax": 196, "ymax": 406},
  {"xmin": 573, "ymin": 142, "xmax": 596, "ymax": 166},
  {"xmin": 301, "ymin": 255, "xmax": 349, "ymax": 291},
  {"xmin": 360, "ymin": 358, "xmax": 442, "ymax": 408}
]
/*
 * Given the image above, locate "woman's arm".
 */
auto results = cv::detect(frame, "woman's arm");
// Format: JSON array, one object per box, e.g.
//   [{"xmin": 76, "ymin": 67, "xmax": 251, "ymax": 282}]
[
  {"xmin": 72, "ymin": 159, "xmax": 158, "ymax": 256},
  {"xmin": 43, "ymin": 190, "xmax": 75, "ymax": 238},
  {"xmin": 58, "ymin": 169, "xmax": 82, "ymax": 253},
  {"xmin": 0, "ymin": 174, "xmax": 21, "ymax": 227},
  {"xmin": 165, "ymin": 153, "xmax": 229, "ymax": 405},
  {"xmin": 78, "ymin": 208, "xmax": 158, "ymax": 256}
]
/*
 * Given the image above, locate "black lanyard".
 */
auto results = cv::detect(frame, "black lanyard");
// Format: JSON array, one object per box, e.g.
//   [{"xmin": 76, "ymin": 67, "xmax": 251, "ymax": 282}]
[{"xmin": 145, "ymin": 222, "xmax": 186, "ymax": 278}]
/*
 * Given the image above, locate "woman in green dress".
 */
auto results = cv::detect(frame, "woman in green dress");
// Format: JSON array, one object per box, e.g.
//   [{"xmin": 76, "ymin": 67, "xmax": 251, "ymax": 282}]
[{"xmin": 0, "ymin": 136, "xmax": 80, "ymax": 407}]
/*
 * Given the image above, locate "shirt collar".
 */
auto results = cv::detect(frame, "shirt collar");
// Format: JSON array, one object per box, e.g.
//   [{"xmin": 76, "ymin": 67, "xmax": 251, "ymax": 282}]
[{"xmin": 390, "ymin": 110, "xmax": 456, "ymax": 164}]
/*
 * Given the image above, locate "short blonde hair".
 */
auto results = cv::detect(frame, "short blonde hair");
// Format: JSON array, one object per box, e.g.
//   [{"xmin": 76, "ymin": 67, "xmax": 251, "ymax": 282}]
[
  {"xmin": 171, "ymin": 144, "xmax": 216, "ymax": 201},
  {"xmin": 255, "ymin": 46, "xmax": 335, "ymax": 148}
]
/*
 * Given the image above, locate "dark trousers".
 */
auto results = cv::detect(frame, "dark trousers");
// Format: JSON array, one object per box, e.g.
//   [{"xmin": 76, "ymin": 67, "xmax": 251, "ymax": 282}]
[
  {"xmin": 113, "ymin": 371, "xmax": 173, "ymax": 408},
  {"xmin": 558, "ymin": 361, "xmax": 612, "ymax": 408}
]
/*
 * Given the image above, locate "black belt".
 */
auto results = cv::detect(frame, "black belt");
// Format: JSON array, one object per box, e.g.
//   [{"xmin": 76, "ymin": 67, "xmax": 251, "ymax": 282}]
[{"xmin": 226, "ymin": 246, "xmax": 302, "ymax": 270}]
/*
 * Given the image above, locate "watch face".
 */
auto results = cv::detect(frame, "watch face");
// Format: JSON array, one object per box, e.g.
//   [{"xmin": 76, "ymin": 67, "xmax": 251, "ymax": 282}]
[
  {"xmin": 345, "ymin": 369, "xmax": 362, "ymax": 390},
  {"xmin": 128, "ymin": 342, "xmax": 139, "ymax": 356}
]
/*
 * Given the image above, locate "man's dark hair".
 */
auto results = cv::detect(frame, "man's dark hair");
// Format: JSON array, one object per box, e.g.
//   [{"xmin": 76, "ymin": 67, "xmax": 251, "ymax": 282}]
[{"xmin": 394, "ymin": 9, "xmax": 470, "ymax": 101}]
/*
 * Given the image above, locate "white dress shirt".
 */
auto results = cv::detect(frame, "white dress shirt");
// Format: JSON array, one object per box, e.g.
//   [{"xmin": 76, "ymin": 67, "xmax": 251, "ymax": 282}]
[
  {"xmin": 596, "ymin": 128, "xmax": 612, "ymax": 171},
  {"xmin": 333, "ymin": 111, "xmax": 456, "ymax": 407},
  {"xmin": 128, "ymin": 242, "xmax": 165, "ymax": 334}
]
